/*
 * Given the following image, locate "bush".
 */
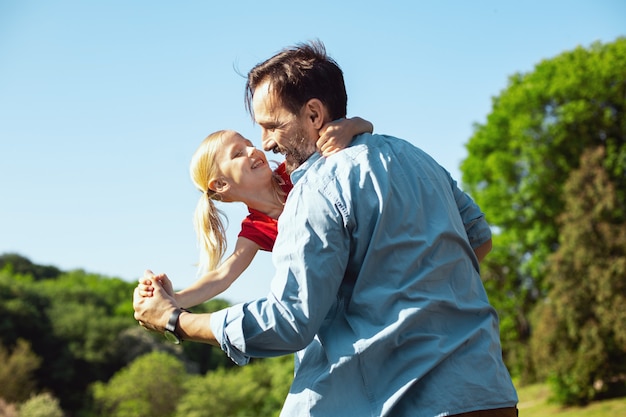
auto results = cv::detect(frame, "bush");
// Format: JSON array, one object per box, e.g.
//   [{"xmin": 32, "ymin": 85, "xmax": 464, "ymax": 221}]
[{"xmin": 19, "ymin": 392, "xmax": 64, "ymax": 417}]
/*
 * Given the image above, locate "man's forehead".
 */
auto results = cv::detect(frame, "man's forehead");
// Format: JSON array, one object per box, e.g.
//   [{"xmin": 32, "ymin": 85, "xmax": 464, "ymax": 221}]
[
  {"xmin": 252, "ymin": 81, "xmax": 283, "ymax": 121},
  {"xmin": 252, "ymin": 81, "xmax": 275, "ymax": 109}
]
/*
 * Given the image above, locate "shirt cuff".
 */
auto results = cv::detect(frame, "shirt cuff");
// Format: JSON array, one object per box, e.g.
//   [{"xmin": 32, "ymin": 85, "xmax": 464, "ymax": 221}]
[
  {"xmin": 210, "ymin": 305, "xmax": 251, "ymax": 366},
  {"xmin": 465, "ymin": 215, "xmax": 492, "ymax": 249}
]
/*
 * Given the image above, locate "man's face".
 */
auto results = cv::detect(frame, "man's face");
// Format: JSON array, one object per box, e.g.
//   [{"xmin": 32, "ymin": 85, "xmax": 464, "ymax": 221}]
[{"xmin": 252, "ymin": 81, "xmax": 317, "ymax": 174}]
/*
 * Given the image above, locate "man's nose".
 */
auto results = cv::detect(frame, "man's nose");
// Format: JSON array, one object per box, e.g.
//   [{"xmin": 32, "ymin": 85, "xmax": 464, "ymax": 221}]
[{"xmin": 262, "ymin": 133, "xmax": 278, "ymax": 152}]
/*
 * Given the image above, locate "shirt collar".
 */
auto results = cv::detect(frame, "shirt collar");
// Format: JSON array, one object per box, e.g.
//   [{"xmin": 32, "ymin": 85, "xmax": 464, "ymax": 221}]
[{"xmin": 290, "ymin": 152, "xmax": 322, "ymax": 185}]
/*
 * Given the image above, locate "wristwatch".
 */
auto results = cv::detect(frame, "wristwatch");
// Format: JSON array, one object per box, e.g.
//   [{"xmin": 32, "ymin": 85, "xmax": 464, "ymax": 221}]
[{"xmin": 164, "ymin": 308, "xmax": 185, "ymax": 344}]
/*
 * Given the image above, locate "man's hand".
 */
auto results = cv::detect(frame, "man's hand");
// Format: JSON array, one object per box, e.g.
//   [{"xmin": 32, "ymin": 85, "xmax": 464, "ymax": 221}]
[
  {"xmin": 134, "ymin": 270, "xmax": 220, "ymax": 346},
  {"xmin": 474, "ymin": 239, "xmax": 493, "ymax": 263},
  {"xmin": 133, "ymin": 269, "xmax": 178, "ymax": 333}
]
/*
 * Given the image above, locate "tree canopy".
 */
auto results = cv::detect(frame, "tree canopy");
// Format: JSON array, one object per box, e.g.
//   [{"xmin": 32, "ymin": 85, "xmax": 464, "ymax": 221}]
[
  {"xmin": 0, "ymin": 254, "xmax": 234, "ymax": 415},
  {"xmin": 462, "ymin": 37, "xmax": 626, "ymax": 403},
  {"xmin": 531, "ymin": 146, "xmax": 626, "ymax": 404}
]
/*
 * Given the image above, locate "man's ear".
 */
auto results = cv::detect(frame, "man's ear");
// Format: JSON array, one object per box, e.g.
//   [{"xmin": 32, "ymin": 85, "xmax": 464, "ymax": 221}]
[
  {"xmin": 303, "ymin": 98, "xmax": 328, "ymax": 130},
  {"xmin": 208, "ymin": 177, "xmax": 229, "ymax": 194}
]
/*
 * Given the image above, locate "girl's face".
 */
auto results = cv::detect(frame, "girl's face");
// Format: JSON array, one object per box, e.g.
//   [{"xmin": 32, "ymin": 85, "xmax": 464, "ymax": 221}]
[{"xmin": 212, "ymin": 132, "xmax": 273, "ymax": 198}]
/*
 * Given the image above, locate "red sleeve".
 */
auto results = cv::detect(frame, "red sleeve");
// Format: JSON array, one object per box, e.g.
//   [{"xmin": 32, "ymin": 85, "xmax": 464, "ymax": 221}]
[
  {"xmin": 238, "ymin": 209, "xmax": 279, "ymax": 252},
  {"xmin": 238, "ymin": 163, "xmax": 292, "ymax": 252}
]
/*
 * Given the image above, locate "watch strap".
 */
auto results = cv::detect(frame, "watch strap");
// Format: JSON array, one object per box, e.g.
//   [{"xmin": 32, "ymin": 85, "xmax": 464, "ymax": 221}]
[{"xmin": 165, "ymin": 308, "xmax": 183, "ymax": 335}]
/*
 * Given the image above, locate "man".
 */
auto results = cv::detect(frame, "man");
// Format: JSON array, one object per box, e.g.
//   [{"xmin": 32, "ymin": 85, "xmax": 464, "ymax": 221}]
[{"xmin": 134, "ymin": 40, "xmax": 518, "ymax": 416}]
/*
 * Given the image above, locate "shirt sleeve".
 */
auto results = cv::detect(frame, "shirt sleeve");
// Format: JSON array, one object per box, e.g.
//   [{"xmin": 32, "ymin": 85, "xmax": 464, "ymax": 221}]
[
  {"xmin": 210, "ymin": 305, "xmax": 250, "ymax": 365},
  {"xmin": 446, "ymin": 170, "xmax": 492, "ymax": 249},
  {"xmin": 211, "ymin": 166, "xmax": 351, "ymax": 364}
]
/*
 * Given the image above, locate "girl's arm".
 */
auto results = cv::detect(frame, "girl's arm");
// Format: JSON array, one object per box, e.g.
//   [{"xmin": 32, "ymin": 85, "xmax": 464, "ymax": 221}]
[
  {"xmin": 138, "ymin": 237, "xmax": 260, "ymax": 308},
  {"xmin": 175, "ymin": 237, "xmax": 259, "ymax": 308},
  {"xmin": 317, "ymin": 116, "xmax": 374, "ymax": 156}
]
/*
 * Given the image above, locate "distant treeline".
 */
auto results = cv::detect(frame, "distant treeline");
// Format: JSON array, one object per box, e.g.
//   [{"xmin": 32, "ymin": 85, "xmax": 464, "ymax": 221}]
[{"xmin": 0, "ymin": 253, "xmax": 292, "ymax": 417}]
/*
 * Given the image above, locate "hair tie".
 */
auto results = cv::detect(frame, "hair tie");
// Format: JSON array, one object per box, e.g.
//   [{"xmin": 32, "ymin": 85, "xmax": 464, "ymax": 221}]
[{"xmin": 206, "ymin": 189, "xmax": 221, "ymax": 202}]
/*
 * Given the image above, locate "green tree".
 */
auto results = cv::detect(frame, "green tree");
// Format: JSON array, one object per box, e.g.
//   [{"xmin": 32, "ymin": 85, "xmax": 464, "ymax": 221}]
[
  {"xmin": 175, "ymin": 355, "xmax": 294, "ymax": 417},
  {"xmin": 0, "ymin": 269, "xmax": 52, "ymax": 347},
  {"xmin": 91, "ymin": 351, "xmax": 187, "ymax": 417},
  {"xmin": 0, "ymin": 339, "xmax": 42, "ymax": 403},
  {"xmin": 461, "ymin": 37, "xmax": 626, "ymax": 379},
  {"xmin": 0, "ymin": 264, "xmax": 141, "ymax": 414},
  {"xmin": 531, "ymin": 146, "xmax": 626, "ymax": 405},
  {"xmin": 19, "ymin": 392, "xmax": 65, "ymax": 417},
  {"xmin": 0, "ymin": 258, "xmax": 236, "ymax": 416},
  {"xmin": 28, "ymin": 270, "xmax": 138, "ymax": 412},
  {"xmin": 0, "ymin": 271, "xmax": 67, "ymax": 407},
  {"xmin": 0, "ymin": 253, "xmax": 61, "ymax": 281},
  {"xmin": 178, "ymin": 298, "xmax": 235, "ymax": 374}
]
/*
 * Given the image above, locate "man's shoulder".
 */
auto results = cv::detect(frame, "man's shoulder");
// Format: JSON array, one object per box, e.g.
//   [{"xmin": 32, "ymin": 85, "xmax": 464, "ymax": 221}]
[
  {"xmin": 349, "ymin": 132, "xmax": 418, "ymax": 154},
  {"xmin": 298, "ymin": 132, "xmax": 424, "ymax": 188}
]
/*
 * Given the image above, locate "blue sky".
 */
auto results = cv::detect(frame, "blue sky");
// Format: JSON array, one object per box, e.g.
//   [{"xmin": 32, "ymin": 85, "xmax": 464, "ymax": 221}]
[{"xmin": 1, "ymin": 1, "xmax": 624, "ymax": 303}]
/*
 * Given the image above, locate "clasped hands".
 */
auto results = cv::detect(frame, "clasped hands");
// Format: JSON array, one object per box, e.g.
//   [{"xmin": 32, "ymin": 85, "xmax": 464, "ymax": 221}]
[{"xmin": 133, "ymin": 270, "xmax": 178, "ymax": 334}]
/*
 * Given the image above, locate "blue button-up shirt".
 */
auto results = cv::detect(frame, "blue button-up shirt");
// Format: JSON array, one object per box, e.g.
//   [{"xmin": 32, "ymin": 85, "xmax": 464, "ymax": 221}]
[{"xmin": 211, "ymin": 133, "xmax": 518, "ymax": 416}]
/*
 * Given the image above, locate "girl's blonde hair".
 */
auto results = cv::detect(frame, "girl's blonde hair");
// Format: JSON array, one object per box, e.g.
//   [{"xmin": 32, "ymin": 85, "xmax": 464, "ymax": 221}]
[{"xmin": 190, "ymin": 130, "xmax": 230, "ymax": 271}]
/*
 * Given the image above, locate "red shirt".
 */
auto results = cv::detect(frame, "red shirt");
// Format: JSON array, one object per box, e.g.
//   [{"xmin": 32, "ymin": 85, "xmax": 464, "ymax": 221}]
[{"xmin": 238, "ymin": 162, "xmax": 293, "ymax": 251}]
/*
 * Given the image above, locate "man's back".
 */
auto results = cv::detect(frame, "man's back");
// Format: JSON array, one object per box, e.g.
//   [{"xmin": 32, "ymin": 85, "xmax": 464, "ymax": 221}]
[{"xmin": 272, "ymin": 133, "xmax": 518, "ymax": 416}]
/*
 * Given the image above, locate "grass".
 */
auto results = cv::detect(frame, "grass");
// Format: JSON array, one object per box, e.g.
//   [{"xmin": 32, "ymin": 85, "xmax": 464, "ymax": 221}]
[{"xmin": 516, "ymin": 382, "xmax": 626, "ymax": 416}]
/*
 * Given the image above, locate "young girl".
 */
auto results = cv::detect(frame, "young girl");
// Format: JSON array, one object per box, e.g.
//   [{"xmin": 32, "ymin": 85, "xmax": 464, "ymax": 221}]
[{"xmin": 139, "ymin": 117, "xmax": 373, "ymax": 307}]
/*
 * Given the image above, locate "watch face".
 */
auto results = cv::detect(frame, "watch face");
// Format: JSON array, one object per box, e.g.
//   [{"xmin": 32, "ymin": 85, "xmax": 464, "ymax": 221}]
[{"xmin": 164, "ymin": 329, "xmax": 181, "ymax": 345}]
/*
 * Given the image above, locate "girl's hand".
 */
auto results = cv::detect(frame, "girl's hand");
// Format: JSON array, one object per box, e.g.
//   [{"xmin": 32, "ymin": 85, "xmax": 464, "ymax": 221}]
[
  {"xmin": 137, "ymin": 278, "xmax": 154, "ymax": 297},
  {"xmin": 317, "ymin": 116, "xmax": 373, "ymax": 157},
  {"xmin": 137, "ymin": 272, "xmax": 175, "ymax": 298}
]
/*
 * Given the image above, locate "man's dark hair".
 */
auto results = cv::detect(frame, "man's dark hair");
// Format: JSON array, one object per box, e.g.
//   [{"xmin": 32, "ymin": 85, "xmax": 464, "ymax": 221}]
[{"xmin": 245, "ymin": 40, "xmax": 348, "ymax": 121}]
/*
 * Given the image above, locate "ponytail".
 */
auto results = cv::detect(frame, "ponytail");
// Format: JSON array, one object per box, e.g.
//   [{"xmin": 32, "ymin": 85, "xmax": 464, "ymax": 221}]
[
  {"xmin": 190, "ymin": 131, "xmax": 231, "ymax": 271},
  {"xmin": 193, "ymin": 191, "xmax": 227, "ymax": 271}
]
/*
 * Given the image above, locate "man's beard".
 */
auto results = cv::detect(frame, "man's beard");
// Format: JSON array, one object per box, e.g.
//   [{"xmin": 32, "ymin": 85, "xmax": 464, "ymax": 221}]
[{"xmin": 284, "ymin": 126, "xmax": 317, "ymax": 174}]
